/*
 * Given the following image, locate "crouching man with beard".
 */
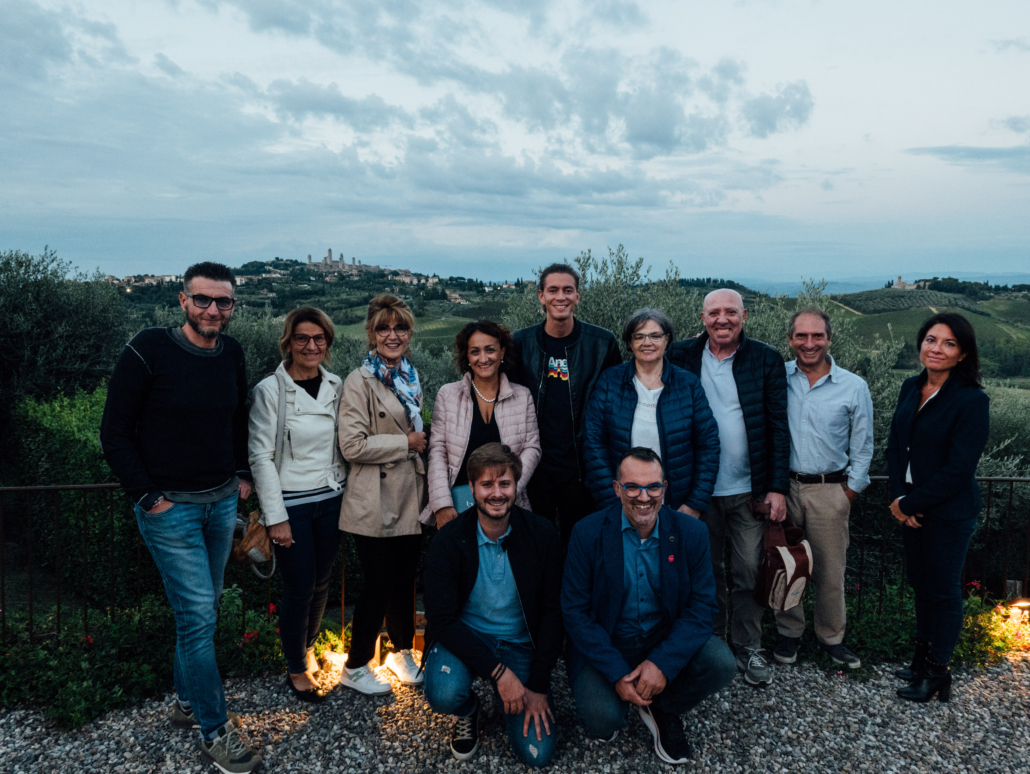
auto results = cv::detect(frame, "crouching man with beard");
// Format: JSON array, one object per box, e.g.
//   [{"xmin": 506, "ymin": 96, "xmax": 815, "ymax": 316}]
[
  {"xmin": 422, "ymin": 443, "xmax": 563, "ymax": 767},
  {"xmin": 562, "ymin": 447, "xmax": 736, "ymax": 765}
]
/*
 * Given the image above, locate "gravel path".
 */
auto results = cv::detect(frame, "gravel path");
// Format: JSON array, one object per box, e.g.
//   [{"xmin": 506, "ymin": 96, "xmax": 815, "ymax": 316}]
[{"xmin": 2, "ymin": 654, "xmax": 1028, "ymax": 774}]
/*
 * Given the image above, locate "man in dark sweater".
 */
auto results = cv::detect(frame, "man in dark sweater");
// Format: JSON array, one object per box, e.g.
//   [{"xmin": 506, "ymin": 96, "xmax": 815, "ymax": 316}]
[
  {"xmin": 100, "ymin": 262, "xmax": 260, "ymax": 773},
  {"xmin": 422, "ymin": 444, "xmax": 563, "ymax": 768},
  {"xmin": 668, "ymin": 288, "xmax": 789, "ymax": 688},
  {"xmin": 509, "ymin": 263, "xmax": 622, "ymax": 547}
]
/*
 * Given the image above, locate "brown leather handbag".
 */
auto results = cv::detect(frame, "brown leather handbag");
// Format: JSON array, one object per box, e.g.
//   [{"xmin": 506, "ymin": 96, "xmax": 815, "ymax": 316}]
[
  {"xmin": 753, "ymin": 522, "xmax": 813, "ymax": 611},
  {"xmin": 230, "ymin": 509, "xmax": 276, "ymax": 579}
]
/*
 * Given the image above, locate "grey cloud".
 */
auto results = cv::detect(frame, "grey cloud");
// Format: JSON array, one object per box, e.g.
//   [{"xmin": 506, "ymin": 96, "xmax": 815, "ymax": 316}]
[
  {"xmin": 266, "ymin": 78, "xmax": 414, "ymax": 130},
  {"xmin": 0, "ymin": 0, "xmax": 72, "ymax": 83},
  {"xmin": 588, "ymin": 0, "xmax": 647, "ymax": 28},
  {"xmin": 1002, "ymin": 115, "xmax": 1030, "ymax": 134},
  {"xmin": 741, "ymin": 81, "xmax": 813, "ymax": 138},
  {"xmin": 225, "ymin": 0, "xmax": 313, "ymax": 34},
  {"xmin": 697, "ymin": 58, "xmax": 745, "ymax": 104},
  {"xmin": 622, "ymin": 88, "xmax": 686, "ymax": 156},
  {"xmin": 491, "ymin": 65, "xmax": 571, "ymax": 130},
  {"xmin": 154, "ymin": 53, "xmax": 185, "ymax": 77},
  {"xmin": 991, "ymin": 37, "xmax": 1030, "ymax": 53},
  {"xmin": 561, "ymin": 47, "xmax": 624, "ymax": 135},
  {"xmin": 419, "ymin": 94, "xmax": 499, "ymax": 149},
  {"xmin": 908, "ymin": 145, "xmax": 1030, "ymax": 176}
]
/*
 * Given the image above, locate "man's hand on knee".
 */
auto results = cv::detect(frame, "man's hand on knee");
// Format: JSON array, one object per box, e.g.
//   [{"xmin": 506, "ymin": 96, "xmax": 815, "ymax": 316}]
[
  {"xmin": 495, "ymin": 667, "xmax": 526, "ymax": 715},
  {"xmin": 522, "ymin": 689, "xmax": 554, "ymax": 740}
]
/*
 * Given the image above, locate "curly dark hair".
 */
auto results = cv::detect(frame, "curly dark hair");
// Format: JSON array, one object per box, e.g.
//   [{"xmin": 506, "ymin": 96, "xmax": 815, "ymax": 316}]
[{"xmin": 453, "ymin": 320, "xmax": 514, "ymax": 375}]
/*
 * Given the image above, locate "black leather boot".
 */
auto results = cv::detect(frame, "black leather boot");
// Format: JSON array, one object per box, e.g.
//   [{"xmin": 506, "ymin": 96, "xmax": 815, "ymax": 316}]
[
  {"xmin": 894, "ymin": 639, "xmax": 931, "ymax": 681},
  {"xmin": 897, "ymin": 657, "xmax": 951, "ymax": 702}
]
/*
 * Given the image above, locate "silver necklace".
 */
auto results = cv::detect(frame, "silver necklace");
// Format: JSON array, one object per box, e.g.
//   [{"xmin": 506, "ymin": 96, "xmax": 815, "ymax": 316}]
[{"xmin": 472, "ymin": 379, "xmax": 497, "ymax": 403}]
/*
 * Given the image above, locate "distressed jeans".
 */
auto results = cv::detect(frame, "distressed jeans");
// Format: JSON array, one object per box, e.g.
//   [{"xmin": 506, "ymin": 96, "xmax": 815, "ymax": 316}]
[
  {"xmin": 135, "ymin": 493, "xmax": 238, "ymax": 738},
  {"xmin": 424, "ymin": 634, "xmax": 558, "ymax": 768}
]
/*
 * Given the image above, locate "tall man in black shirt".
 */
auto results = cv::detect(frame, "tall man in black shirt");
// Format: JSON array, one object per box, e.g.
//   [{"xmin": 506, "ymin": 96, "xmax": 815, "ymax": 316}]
[
  {"xmin": 510, "ymin": 263, "xmax": 622, "ymax": 546},
  {"xmin": 100, "ymin": 262, "xmax": 261, "ymax": 774}
]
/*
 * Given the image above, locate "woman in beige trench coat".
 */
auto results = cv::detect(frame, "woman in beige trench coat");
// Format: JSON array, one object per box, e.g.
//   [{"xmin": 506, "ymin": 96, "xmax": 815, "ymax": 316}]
[{"xmin": 337, "ymin": 295, "xmax": 427, "ymax": 696}]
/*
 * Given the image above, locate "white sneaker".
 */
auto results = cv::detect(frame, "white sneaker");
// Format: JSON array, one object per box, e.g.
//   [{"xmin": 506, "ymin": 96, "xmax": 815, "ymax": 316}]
[
  {"xmin": 384, "ymin": 649, "xmax": 424, "ymax": 686},
  {"xmin": 339, "ymin": 661, "xmax": 393, "ymax": 695}
]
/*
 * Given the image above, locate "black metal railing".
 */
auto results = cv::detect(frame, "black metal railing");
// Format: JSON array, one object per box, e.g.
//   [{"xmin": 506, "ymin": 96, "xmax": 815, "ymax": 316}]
[{"xmin": 1, "ymin": 477, "xmax": 1028, "ymax": 644}]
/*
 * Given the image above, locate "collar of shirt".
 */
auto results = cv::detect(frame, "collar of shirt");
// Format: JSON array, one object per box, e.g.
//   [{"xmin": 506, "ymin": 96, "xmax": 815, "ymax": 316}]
[
  {"xmin": 703, "ymin": 339, "xmax": 737, "ymax": 366},
  {"xmin": 476, "ymin": 520, "xmax": 512, "ymax": 547},
  {"xmin": 620, "ymin": 511, "xmax": 660, "ymax": 544},
  {"xmin": 786, "ymin": 354, "xmax": 839, "ymax": 387}
]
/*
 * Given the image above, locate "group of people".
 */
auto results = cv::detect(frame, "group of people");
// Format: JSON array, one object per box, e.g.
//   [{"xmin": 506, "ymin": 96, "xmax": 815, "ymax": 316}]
[{"xmin": 99, "ymin": 260, "xmax": 989, "ymax": 772}]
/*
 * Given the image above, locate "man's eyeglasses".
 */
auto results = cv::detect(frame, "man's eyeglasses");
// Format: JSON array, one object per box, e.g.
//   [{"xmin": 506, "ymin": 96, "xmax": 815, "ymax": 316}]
[
  {"xmin": 185, "ymin": 293, "xmax": 235, "ymax": 311},
  {"xmin": 292, "ymin": 334, "xmax": 327, "ymax": 347},
  {"xmin": 375, "ymin": 325, "xmax": 412, "ymax": 337},
  {"xmin": 631, "ymin": 332, "xmax": 668, "ymax": 343},
  {"xmin": 619, "ymin": 482, "xmax": 665, "ymax": 498}
]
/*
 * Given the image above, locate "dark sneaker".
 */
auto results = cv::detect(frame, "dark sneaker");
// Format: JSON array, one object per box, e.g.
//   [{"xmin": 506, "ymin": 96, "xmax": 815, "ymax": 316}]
[
  {"xmin": 170, "ymin": 701, "xmax": 240, "ymax": 729},
  {"xmin": 735, "ymin": 648, "xmax": 774, "ymax": 687},
  {"xmin": 773, "ymin": 635, "xmax": 801, "ymax": 665},
  {"xmin": 638, "ymin": 705, "xmax": 691, "ymax": 764},
  {"xmin": 450, "ymin": 703, "xmax": 480, "ymax": 761},
  {"xmin": 200, "ymin": 721, "xmax": 262, "ymax": 773},
  {"xmin": 820, "ymin": 642, "xmax": 861, "ymax": 669}
]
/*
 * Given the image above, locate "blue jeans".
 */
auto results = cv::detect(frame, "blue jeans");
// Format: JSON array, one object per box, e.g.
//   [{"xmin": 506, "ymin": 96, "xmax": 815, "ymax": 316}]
[
  {"xmin": 275, "ymin": 493, "xmax": 343, "ymax": 674},
  {"xmin": 135, "ymin": 493, "xmax": 238, "ymax": 738},
  {"xmin": 902, "ymin": 515, "xmax": 977, "ymax": 664},
  {"xmin": 571, "ymin": 632, "xmax": 736, "ymax": 740},
  {"xmin": 424, "ymin": 635, "xmax": 558, "ymax": 768}
]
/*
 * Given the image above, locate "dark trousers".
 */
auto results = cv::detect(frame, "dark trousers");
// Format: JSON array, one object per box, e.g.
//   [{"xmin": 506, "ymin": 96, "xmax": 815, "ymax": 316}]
[
  {"xmin": 569, "ymin": 625, "xmax": 736, "ymax": 739},
  {"xmin": 347, "ymin": 532, "xmax": 423, "ymax": 666},
  {"xmin": 274, "ymin": 493, "xmax": 343, "ymax": 675},
  {"xmin": 526, "ymin": 466, "xmax": 596, "ymax": 548},
  {"xmin": 902, "ymin": 515, "xmax": 976, "ymax": 664}
]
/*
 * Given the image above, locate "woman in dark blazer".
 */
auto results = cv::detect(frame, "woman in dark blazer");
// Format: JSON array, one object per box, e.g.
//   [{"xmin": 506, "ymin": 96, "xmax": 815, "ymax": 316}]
[
  {"xmin": 886, "ymin": 312, "xmax": 989, "ymax": 703},
  {"xmin": 583, "ymin": 308, "xmax": 721, "ymax": 516}
]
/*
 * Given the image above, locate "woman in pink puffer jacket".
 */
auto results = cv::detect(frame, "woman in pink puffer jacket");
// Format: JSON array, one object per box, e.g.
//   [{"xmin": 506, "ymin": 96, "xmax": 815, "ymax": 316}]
[{"xmin": 420, "ymin": 320, "xmax": 541, "ymax": 528}]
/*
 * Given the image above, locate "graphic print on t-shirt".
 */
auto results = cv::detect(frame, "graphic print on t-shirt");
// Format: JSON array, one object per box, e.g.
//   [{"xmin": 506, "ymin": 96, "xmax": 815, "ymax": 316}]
[{"xmin": 547, "ymin": 356, "xmax": 569, "ymax": 381}]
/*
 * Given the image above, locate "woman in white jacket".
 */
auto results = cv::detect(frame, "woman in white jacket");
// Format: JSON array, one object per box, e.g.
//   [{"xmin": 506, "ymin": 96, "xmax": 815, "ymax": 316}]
[{"xmin": 249, "ymin": 307, "xmax": 345, "ymax": 703}]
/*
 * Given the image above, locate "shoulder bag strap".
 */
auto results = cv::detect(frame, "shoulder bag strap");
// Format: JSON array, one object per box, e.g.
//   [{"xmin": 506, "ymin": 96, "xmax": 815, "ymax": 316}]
[{"xmin": 274, "ymin": 371, "xmax": 287, "ymax": 474}]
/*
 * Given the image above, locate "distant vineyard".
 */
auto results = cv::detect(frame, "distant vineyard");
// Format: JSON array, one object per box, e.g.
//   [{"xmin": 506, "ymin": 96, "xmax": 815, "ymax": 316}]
[{"xmin": 835, "ymin": 289, "xmax": 989, "ymax": 315}]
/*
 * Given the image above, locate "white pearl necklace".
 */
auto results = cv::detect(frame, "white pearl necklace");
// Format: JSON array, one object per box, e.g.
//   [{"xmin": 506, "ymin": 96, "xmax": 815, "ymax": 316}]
[{"xmin": 472, "ymin": 380, "xmax": 497, "ymax": 403}]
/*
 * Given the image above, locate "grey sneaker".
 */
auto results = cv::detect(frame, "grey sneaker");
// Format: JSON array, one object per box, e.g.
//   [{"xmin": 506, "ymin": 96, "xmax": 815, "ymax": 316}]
[
  {"xmin": 170, "ymin": 701, "xmax": 240, "ymax": 729},
  {"xmin": 820, "ymin": 642, "xmax": 862, "ymax": 669},
  {"xmin": 736, "ymin": 647, "xmax": 774, "ymax": 686},
  {"xmin": 773, "ymin": 634, "xmax": 801, "ymax": 665},
  {"xmin": 200, "ymin": 722, "xmax": 262, "ymax": 773}
]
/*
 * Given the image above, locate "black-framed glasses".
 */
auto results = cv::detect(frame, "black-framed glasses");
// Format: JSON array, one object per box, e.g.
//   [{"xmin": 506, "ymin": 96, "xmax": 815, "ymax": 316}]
[
  {"xmin": 619, "ymin": 482, "xmax": 665, "ymax": 498},
  {"xmin": 185, "ymin": 293, "xmax": 235, "ymax": 311},
  {"xmin": 292, "ymin": 334, "xmax": 327, "ymax": 347},
  {"xmin": 375, "ymin": 325, "xmax": 411, "ymax": 337}
]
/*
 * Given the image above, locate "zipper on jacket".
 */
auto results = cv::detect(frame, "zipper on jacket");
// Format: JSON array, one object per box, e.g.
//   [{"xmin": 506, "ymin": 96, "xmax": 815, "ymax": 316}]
[{"xmin": 287, "ymin": 430, "xmax": 294, "ymax": 461}]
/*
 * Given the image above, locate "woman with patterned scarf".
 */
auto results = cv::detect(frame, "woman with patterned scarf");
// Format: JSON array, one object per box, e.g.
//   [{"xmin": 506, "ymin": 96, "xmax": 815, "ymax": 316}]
[{"xmin": 338, "ymin": 295, "xmax": 428, "ymax": 695}]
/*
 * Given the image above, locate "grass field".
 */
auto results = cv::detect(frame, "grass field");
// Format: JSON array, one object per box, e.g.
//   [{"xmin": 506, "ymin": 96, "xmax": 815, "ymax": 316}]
[
  {"xmin": 850, "ymin": 306, "xmax": 1028, "ymax": 346},
  {"xmin": 980, "ymin": 296, "xmax": 1030, "ymax": 325},
  {"xmin": 338, "ymin": 315, "xmax": 469, "ymax": 344}
]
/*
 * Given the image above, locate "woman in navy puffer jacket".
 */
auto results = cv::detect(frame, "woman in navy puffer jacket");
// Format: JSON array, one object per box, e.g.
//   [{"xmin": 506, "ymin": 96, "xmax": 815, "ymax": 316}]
[{"xmin": 584, "ymin": 308, "xmax": 721, "ymax": 515}]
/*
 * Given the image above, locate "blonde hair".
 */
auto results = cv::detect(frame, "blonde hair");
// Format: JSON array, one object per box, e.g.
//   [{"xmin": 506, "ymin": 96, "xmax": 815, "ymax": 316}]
[
  {"xmin": 364, "ymin": 294, "xmax": 415, "ymax": 349},
  {"xmin": 279, "ymin": 307, "xmax": 335, "ymax": 367}
]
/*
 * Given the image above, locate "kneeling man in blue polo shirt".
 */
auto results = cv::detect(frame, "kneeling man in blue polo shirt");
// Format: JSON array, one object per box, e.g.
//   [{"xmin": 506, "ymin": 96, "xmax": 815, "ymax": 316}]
[
  {"xmin": 422, "ymin": 443, "xmax": 563, "ymax": 768},
  {"xmin": 562, "ymin": 447, "xmax": 736, "ymax": 764}
]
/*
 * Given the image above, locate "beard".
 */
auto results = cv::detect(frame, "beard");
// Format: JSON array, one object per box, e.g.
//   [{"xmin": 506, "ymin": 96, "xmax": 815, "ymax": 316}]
[
  {"xmin": 475, "ymin": 494, "xmax": 514, "ymax": 522},
  {"xmin": 186, "ymin": 309, "xmax": 230, "ymax": 339}
]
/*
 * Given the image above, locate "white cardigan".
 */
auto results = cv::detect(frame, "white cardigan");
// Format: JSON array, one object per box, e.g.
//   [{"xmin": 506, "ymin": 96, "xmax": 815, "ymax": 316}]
[{"xmin": 248, "ymin": 363, "xmax": 346, "ymax": 526}]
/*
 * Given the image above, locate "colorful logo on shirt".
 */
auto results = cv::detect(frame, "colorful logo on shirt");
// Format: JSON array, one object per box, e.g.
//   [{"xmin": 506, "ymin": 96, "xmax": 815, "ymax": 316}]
[{"xmin": 547, "ymin": 356, "xmax": 569, "ymax": 381}]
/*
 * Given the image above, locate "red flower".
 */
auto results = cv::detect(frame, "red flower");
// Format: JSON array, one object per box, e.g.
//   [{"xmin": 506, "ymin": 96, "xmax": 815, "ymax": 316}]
[{"xmin": 269, "ymin": 603, "xmax": 277, "ymax": 614}]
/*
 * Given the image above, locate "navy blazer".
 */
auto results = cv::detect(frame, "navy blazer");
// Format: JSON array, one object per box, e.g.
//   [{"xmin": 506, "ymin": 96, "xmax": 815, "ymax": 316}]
[
  {"xmin": 583, "ymin": 359, "xmax": 721, "ymax": 513},
  {"xmin": 561, "ymin": 502, "xmax": 717, "ymax": 685},
  {"xmin": 886, "ymin": 371, "xmax": 990, "ymax": 521}
]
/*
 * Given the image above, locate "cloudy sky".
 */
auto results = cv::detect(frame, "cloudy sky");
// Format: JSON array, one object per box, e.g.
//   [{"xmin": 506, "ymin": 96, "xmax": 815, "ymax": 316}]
[{"xmin": 2, "ymin": 0, "xmax": 1028, "ymax": 282}]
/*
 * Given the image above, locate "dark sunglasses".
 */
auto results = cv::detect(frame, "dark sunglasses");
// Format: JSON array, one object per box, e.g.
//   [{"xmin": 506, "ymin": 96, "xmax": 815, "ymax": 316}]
[{"xmin": 185, "ymin": 293, "xmax": 235, "ymax": 311}]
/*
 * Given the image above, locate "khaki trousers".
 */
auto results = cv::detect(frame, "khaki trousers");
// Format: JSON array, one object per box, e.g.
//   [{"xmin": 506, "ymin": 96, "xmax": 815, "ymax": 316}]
[
  {"xmin": 702, "ymin": 493, "xmax": 766, "ymax": 651},
  {"xmin": 774, "ymin": 480, "xmax": 851, "ymax": 645}
]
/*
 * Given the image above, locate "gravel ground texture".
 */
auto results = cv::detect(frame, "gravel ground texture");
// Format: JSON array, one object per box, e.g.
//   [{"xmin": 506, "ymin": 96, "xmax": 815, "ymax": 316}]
[{"xmin": 2, "ymin": 652, "xmax": 1028, "ymax": 774}]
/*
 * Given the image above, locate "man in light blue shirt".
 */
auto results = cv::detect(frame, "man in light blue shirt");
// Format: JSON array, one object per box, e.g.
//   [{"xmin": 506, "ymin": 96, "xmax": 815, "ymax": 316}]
[{"xmin": 772, "ymin": 308, "xmax": 873, "ymax": 670}]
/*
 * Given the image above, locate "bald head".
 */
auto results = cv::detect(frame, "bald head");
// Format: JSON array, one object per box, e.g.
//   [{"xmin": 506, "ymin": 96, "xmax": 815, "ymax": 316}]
[
  {"xmin": 703, "ymin": 288, "xmax": 744, "ymax": 314},
  {"xmin": 701, "ymin": 288, "xmax": 747, "ymax": 350}
]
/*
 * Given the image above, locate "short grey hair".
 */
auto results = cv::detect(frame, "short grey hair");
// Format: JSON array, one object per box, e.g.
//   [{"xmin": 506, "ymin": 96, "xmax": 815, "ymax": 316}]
[
  {"xmin": 622, "ymin": 307, "xmax": 674, "ymax": 349},
  {"xmin": 788, "ymin": 307, "xmax": 833, "ymax": 340}
]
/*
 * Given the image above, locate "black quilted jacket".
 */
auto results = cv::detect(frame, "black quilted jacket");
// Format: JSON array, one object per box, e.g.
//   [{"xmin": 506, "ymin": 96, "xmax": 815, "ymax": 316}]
[{"xmin": 668, "ymin": 332, "xmax": 789, "ymax": 497}]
